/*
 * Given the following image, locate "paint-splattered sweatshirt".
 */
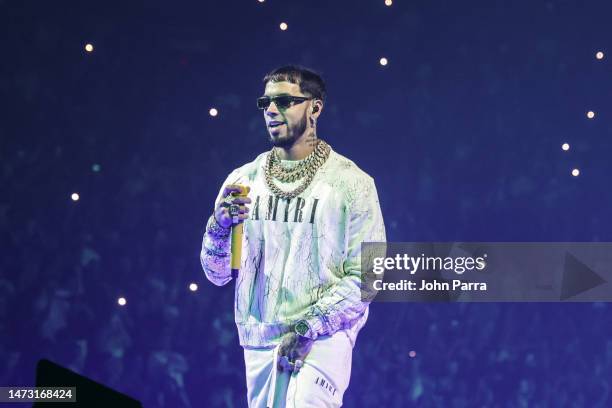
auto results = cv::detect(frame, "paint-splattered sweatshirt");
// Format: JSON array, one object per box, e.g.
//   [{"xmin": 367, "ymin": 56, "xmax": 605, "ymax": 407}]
[{"xmin": 200, "ymin": 147, "xmax": 386, "ymax": 348}]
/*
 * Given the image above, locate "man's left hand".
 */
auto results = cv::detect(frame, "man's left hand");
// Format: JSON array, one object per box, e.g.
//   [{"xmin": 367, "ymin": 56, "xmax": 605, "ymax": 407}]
[{"xmin": 277, "ymin": 332, "xmax": 313, "ymax": 373}]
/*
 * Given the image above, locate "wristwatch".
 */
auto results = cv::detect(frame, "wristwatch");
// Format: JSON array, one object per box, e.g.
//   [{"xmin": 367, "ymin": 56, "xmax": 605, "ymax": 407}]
[{"xmin": 294, "ymin": 320, "xmax": 312, "ymax": 338}]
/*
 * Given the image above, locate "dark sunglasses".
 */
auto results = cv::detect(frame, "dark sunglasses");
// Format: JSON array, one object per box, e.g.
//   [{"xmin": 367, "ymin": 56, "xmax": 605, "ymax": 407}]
[{"xmin": 257, "ymin": 95, "xmax": 312, "ymax": 110}]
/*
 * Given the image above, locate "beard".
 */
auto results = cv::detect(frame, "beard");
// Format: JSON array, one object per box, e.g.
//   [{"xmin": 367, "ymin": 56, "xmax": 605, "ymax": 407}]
[{"xmin": 268, "ymin": 114, "xmax": 308, "ymax": 149}]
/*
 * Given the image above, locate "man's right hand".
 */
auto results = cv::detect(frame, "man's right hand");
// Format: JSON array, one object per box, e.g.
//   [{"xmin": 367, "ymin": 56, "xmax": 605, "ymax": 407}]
[{"xmin": 214, "ymin": 184, "xmax": 252, "ymax": 229}]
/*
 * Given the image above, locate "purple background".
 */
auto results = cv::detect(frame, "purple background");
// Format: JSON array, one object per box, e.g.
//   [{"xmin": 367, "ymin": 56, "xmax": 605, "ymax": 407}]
[{"xmin": 2, "ymin": 0, "xmax": 612, "ymax": 405}]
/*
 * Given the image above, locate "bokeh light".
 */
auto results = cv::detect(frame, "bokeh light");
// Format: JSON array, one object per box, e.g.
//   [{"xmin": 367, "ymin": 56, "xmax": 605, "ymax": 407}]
[
  {"xmin": 280, "ymin": 22, "xmax": 288, "ymax": 31},
  {"xmin": 385, "ymin": 0, "xmax": 393, "ymax": 5},
  {"xmin": 572, "ymin": 168, "xmax": 580, "ymax": 177},
  {"xmin": 562, "ymin": 143, "xmax": 570, "ymax": 151},
  {"xmin": 209, "ymin": 108, "xmax": 218, "ymax": 117},
  {"xmin": 71, "ymin": 193, "xmax": 80, "ymax": 201},
  {"xmin": 189, "ymin": 283, "xmax": 198, "ymax": 292},
  {"xmin": 409, "ymin": 350, "xmax": 416, "ymax": 358},
  {"xmin": 379, "ymin": 57, "xmax": 388, "ymax": 66},
  {"xmin": 117, "ymin": 297, "xmax": 127, "ymax": 306},
  {"xmin": 596, "ymin": 51, "xmax": 604, "ymax": 60},
  {"xmin": 587, "ymin": 111, "xmax": 595, "ymax": 119},
  {"xmin": 85, "ymin": 43, "xmax": 94, "ymax": 52}
]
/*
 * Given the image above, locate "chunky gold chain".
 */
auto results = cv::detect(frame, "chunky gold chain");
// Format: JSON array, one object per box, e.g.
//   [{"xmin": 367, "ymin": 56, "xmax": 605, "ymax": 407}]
[{"xmin": 264, "ymin": 139, "xmax": 331, "ymax": 199}]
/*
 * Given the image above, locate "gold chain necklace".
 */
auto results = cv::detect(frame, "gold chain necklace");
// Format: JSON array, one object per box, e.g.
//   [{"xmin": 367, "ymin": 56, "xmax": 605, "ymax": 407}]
[{"xmin": 264, "ymin": 139, "xmax": 331, "ymax": 199}]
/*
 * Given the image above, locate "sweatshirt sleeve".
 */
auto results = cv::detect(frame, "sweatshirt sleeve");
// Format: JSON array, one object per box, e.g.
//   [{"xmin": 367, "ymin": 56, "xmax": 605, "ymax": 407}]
[
  {"xmin": 301, "ymin": 175, "xmax": 386, "ymax": 338},
  {"xmin": 200, "ymin": 170, "xmax": 240, "ymax": 287}
]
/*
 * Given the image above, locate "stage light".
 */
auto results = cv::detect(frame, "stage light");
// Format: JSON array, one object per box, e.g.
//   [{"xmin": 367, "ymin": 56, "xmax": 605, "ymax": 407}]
[
  {"xmin": 379, "ymin": 57, "xmax": 388, "ymax": 66},
  {"xmin": 587, "ymin": 111, "xmax": 595, "ymax": 119},
  {"xmin": 409, "ymin": 350, "xmax": 416, "ymax": 358},
  {"xmin": 562, "ymin": 143, "xmax": 570, "ymax": 151},
  {"xmin": 71, "ymin": 193, "xmax": 80, "ymax": 201},
  {"xmin": 385, "ymin": 0, "xmax": 393, "ymax": 5},
  {"xmin": 596, "ymin": 51, "xmax": 604, "ymax": 60},
  {"xmin": 209, "ymin": 108, "xmax": 218, "ymax": 117},
  {"xmin": 92, "ymin": 163, "xmax": 101, "ymax": 172},
  {"xmin": 189, "ymin": 283, "xmax": 198, "ymax": 292},
  {"xmin": 85, "ymin": 43, "xmax": 94, "ymax": 53},
  {"xmin": 117, "ymin": 297, "xmax": 127, "ymax": 306},
  {"xmin": 572, "ymin": 168, "xmax": 580, "ymax": 177},
  {"xmin": 280, "ymin": 22, "xmax": 288, "ymax": 31}
]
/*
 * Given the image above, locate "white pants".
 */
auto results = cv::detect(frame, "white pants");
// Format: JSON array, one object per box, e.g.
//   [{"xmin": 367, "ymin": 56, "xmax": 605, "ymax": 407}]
[{"xmin": 244, "ymin": 331, "xmax": 354, "ymax": 408}]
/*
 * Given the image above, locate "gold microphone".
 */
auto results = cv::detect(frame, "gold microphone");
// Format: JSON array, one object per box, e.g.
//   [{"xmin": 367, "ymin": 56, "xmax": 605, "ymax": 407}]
[{"xmin": 230, "ymin": 185, "xmax": 249, "ymax": 278}]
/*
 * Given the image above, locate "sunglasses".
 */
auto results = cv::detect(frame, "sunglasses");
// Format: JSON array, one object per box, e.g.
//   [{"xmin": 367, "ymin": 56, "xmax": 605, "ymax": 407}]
[{"xmin": 257, "ymin": 95, "xmax": 312, "ymax": 110}]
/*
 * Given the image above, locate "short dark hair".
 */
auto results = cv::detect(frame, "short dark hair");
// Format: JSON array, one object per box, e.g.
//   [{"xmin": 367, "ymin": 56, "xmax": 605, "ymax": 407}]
[{"xmin": 263, "ymin": 65, "xmax": 327, "ymax": 102}]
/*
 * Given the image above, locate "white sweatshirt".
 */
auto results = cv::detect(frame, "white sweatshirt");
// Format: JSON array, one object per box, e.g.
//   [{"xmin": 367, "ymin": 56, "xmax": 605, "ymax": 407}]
[{"xmin": 200, "ymin": 146, "xmax": 386, "ymax": 348}]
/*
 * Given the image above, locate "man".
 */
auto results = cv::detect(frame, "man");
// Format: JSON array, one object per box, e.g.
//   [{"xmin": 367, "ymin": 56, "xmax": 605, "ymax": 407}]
[{"xmin": 201, "ymin": 65, "xmax": 386, "ymax": 407}]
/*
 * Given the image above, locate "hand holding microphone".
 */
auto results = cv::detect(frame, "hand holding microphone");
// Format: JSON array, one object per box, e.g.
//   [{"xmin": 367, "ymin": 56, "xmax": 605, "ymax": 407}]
[
  {"xmin": 214, "ymin": 185, "xmax": 251, "ymax": 278},
  {"xmin": 214, "ymin": 185, "xmax": 251, "ymax": 228}
]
